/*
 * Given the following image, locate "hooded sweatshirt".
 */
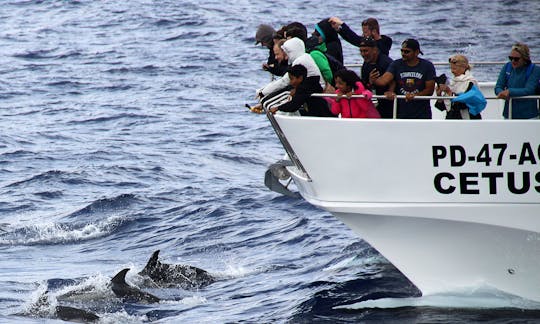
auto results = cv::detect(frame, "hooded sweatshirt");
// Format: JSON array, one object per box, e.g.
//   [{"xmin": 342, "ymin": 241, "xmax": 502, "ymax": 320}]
[
  {"xmin": 315, "ymin": 18, "xmax": 344, "ymax": 64},
  {"xmin": 259, "ymin": 37, "xmax": 325, "ymax": 97}
]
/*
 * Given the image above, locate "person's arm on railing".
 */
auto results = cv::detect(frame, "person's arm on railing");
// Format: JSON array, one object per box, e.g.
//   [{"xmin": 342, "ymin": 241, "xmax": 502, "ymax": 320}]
[
  {"xmin": 405, "ymin": 80, "xmax": 435, "ymax": 102},
  {"xmin": 374, "ymin": 71, "xmax": 396, "ymax": 99}
]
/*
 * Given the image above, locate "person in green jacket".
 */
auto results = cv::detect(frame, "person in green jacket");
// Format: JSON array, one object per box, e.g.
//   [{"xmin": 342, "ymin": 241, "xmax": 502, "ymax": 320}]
[{"xmin": 305, "ymin": 36, "xmax": 334, "ymax": 89}]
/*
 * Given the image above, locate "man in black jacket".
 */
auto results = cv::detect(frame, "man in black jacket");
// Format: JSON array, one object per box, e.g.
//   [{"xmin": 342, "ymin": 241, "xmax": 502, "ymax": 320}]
[
  {"xmin": 359, "ymin": 37, "xmax": 394, "ymax": 118},
  {"xmin": 328, "ymin": 16, "xmax": 392, "ymax": 56}
]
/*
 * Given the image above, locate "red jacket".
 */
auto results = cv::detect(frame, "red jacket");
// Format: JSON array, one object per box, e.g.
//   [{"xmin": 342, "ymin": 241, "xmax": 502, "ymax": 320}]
[{"xmin": 330, "ymin": 82, "xmax": 376, "ymax": 118}]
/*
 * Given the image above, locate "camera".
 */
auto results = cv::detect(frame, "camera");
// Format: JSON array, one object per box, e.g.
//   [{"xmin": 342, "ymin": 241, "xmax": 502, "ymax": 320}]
[{"xmin": 434, "ymin": 74, "xmax": 447, "ymax": 86}]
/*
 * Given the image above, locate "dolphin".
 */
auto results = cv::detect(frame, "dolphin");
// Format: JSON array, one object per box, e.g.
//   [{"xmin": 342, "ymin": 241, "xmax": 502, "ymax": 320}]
[
  {"xmin": 23, "ymin": 290, "xmax": 99, "ymax": 323},
  {"xmin": 55, "ymin": 305, "xmax": 100, "ymax": 323},
  {"xmin": 111, "ymin": 268, "xmax": 160, "ymax": 304},
  {"xmin": 139, "ymin": 250, "xmax": 215, "ymax": 290}
]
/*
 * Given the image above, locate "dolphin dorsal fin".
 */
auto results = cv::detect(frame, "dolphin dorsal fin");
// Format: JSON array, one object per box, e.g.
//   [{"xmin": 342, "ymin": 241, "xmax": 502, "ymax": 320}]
[
  {"xmin": 111, "ymin": 268, "xmax": 130, "ymax": 285},
  {"xmin": 142, "ymin": 250, "xmax": 160, "ymax": 273},
  {"xmin": 150, "ymin": 250, "xmax": 160, "ymax": 264}
]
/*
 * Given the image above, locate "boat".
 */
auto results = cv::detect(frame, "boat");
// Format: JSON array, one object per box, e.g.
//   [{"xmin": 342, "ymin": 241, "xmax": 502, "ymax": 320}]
[{"xmin": 261, "ymin": 76, "xmax": 540, "ymax": 303}]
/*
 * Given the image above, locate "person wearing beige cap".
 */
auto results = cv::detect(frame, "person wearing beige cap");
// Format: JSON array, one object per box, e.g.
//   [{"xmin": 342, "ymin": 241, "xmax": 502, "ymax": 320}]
[
  {"xmin": 495, "ymin": 42, "xmax": 540, "ymax": 119},
  {"xmin": 255, "ymin": 24, "xmax": 288, "ymax": 77}
]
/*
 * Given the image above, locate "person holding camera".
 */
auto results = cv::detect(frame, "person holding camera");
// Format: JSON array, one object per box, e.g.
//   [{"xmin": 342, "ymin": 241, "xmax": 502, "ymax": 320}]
[
  {"xmin": 358, "ymin": 37, "xmax": 394, "ymax": 118},
  {"xmin": 435, "ymin": 54, "xmax": 482, "ymax": 119}
]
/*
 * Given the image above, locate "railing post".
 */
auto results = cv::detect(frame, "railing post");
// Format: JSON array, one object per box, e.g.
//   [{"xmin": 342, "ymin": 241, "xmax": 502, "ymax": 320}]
[
  {"xmin": 263, "ymin": 107, "xmax": 312, "ymax": 181},
  {"xmin": 393, "ymin": 97, "xmax": 398, "ymax": 119},
  {"xmin": 508, "ymin": 98, "xmax": 513, "ymax": 120}
]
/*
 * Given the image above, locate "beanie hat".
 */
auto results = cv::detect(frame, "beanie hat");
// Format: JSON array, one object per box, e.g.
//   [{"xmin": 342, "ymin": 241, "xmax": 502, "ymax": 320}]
[{"xmin": 255, "ymin": 24, "xmax": 275, "ymax": 45}]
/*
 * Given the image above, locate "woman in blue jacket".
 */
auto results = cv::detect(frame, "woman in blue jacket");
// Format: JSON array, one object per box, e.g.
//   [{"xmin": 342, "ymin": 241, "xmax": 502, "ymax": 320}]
[{"xmin": 495, "ymin": 42, "xmax": 540, "ymax": 119}]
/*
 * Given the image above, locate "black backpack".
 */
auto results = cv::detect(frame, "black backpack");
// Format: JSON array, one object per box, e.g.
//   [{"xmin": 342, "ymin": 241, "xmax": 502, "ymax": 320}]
[{"xmin": 325, "ymin": 52, "xmax": 345, "ymax": 76}]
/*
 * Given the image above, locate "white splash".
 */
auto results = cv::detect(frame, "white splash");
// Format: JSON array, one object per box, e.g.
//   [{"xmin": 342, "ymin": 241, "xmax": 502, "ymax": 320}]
[
  {"xmin": 0, "ymin": 215, "xmax": 124, "ymax": 245},
  {"xmin": 334, "ymin": 285, "xmax": 540, "ymax": 310}
]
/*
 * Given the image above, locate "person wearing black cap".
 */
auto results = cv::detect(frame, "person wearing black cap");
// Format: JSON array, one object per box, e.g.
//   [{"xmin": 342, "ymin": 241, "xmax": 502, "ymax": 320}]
[
  {"xmin": 374, "ymin": 38, "xmax": 436, "ymax": 119},
  {"xmin": 358, "ymin": 37, "xmax": 394, "ymax": 118},
  {"xmin": 255, "ymin": 24, "xmax": 288, "ymax": 77}
]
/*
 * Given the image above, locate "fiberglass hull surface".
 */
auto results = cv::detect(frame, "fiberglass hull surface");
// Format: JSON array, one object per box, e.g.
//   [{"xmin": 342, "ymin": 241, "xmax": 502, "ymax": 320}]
[
  {"xmin": 334, "ymin": 211, "xmax": 540, "ymax": 303},
  {"xmin": 275, "ymin": 115, "xmax": 540, "ymax": 302}
]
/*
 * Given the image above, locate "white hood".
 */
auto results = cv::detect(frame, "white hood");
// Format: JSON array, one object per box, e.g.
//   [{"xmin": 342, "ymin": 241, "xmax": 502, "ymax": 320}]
[
  {"xmin": 258, "ymin": 37, "xmax": 326, "ymax": 96},
  {"xmin": 282, "ymin": 37, "xmax": 305, "ymax": 64}
]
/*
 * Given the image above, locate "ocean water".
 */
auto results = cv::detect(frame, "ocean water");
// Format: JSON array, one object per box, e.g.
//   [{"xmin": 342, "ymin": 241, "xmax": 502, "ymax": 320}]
[{"xmin": 1, "ymin": 0, "xmax": 540, "ymax": 323}]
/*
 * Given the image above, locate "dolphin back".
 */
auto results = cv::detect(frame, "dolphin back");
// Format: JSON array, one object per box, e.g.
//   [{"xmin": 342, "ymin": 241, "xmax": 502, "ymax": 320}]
[
  {"xmin": 56, "ymin": 305, "xmax": 100, "ymax": 322},
  {"xmin": 111, "ymin": 268, "xmax": 160, "ymax": 304}
]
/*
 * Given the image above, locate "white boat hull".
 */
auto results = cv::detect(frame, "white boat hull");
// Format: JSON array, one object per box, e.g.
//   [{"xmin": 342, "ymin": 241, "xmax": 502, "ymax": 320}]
[
  {"xmin": 334, "ymin": 210, "xmax": 540, "ymax": 302},
  {"xmin": 271, "ymin": 101, "xmax": 540, "ymax": 302}
]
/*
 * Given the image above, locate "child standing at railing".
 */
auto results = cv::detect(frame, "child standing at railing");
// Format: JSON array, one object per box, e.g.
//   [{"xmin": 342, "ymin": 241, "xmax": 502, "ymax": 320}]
[
  {"xmin": 269, "ymin": 64, "xmax": 334, "ymax": 117},
  {"xmin": 330, "ymin": 69, "xmax": 380, "ymax": 118}
]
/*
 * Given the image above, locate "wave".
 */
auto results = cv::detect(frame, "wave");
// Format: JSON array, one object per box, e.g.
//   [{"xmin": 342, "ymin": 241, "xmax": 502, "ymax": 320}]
[
  {"xmin": 33, "ymin": 190, "xmax": 64, "ymax": 199},
  {"xmin": 12, "ymin": 49, "xmax": 58, "ymax": 60},
  {"xmin": 103, "ymin": 64, "xmax": 161, "ymax": 74},
  {"xmin": 66, "ymin": 193, "xmax": 139, "ymax": 218},
  {"xmin": 5, "ymin": 170, "xmax": 90, "ymax": 188},
  {"xmin": 163, "ymin": 31, "xmax": 216, "ymax": 42},
  {"xmin": 0, "ymin": 150, "xmax": 36, "ymax": 158},
  {"xmin": 46, "ymin": 80, "xmax": 87, "ymax": 88},
  {"xmin": 67, "ymin": 113, "xmax": 156, "ymax": 125},
  {"xmin": 0, "ymin": 215, "xmax": 125, "ymax": 246}
]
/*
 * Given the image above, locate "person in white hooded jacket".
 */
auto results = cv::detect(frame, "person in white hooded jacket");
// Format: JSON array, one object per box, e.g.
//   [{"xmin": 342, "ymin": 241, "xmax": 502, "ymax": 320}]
[
  {"xmin": 435, "ymin": 54, "xmax": 482, "ymax": 119},
  {"xmin": 257, "ymin": 37, "xmax": 325, "ymax": 98}
]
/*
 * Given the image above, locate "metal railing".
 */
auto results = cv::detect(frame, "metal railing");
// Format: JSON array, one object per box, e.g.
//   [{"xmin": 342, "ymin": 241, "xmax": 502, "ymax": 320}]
[
  {"xmin": 346, "ymin": 61, "xmax": 540, "ymax": 68},
  {"xmin": 311, "ymin": 93, "xmax": 540, "ymax": 119},
  {"xmin": 263, "ymin": 102, "xmax": 312, "ymax": 181}
]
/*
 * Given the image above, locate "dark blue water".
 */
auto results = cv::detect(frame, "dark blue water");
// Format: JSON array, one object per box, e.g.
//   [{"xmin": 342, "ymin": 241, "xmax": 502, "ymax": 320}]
[{"xmin": 1, "ymin": 1, "xmax": 540, "ymax": 322}]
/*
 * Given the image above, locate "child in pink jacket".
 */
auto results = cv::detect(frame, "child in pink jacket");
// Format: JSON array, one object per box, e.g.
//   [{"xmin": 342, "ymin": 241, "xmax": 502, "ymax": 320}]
[{"xmin": 331, "ymin": 69, "xmax": 380, "ymax": 118}]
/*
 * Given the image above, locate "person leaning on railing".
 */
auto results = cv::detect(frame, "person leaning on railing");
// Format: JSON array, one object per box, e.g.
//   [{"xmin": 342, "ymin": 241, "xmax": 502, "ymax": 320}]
[
  {"xmin": 357, "ymin": 37, "xmax": 394, "ymax": 118},
  {"xmin": 268, "ymin": 64, "xmax": 334, "ymax": 117},
  {"xmin": 373, "ymin": 38, "xmax": 436, "ymax": 119},
  {"xmin": 255, "ymin": 24, "xmax": 288, "ymax": 77},
  {"xmin": 494, "ymin": 42, "xmax": 540, "ymax": 119}
]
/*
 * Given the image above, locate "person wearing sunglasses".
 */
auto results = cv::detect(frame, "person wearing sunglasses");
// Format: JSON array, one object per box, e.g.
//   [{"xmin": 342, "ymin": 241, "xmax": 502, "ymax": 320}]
[
  {"xmin": 495, "ymin": 42, "xmax": 540, "ymax": 119},
  {"xmin": 373, "ymin": 38, "xmax": 436, "ymax": 119},
  {"xmin": 358, "ymin": 37, "xmax": 394, "ymax": 118}
]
